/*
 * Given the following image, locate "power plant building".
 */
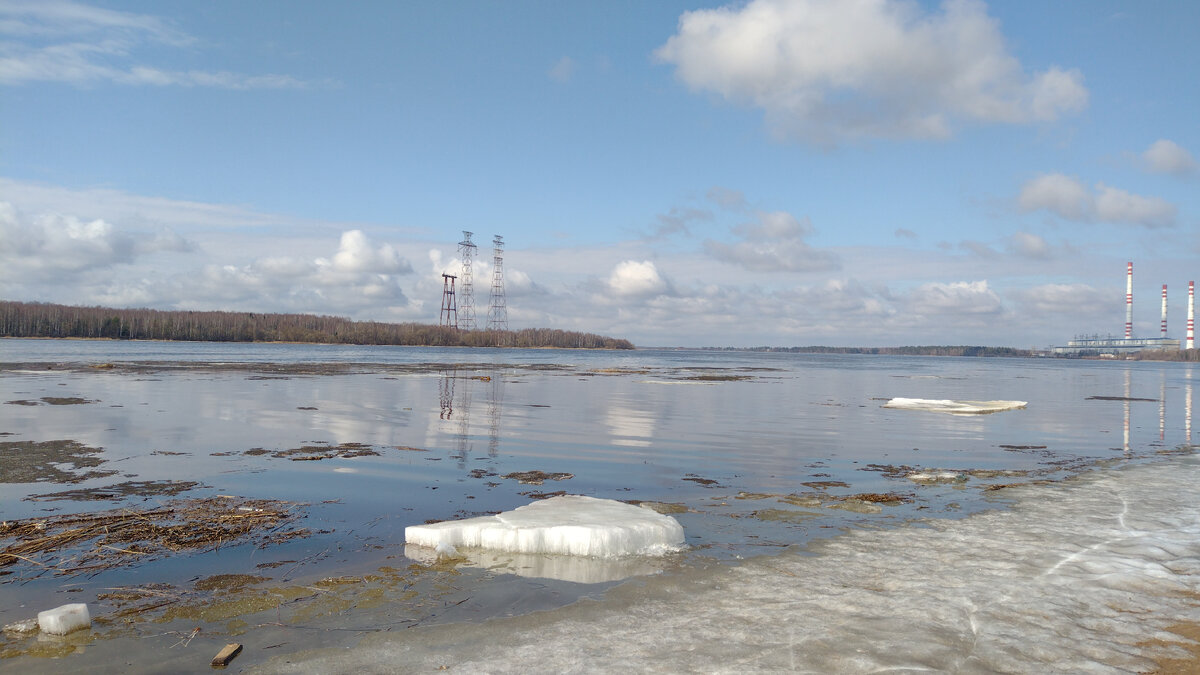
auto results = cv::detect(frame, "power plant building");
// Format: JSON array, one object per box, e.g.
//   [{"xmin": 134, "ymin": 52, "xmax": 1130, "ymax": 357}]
[{"xmin": 1054, "ymin": 262, "xmax": 1186, "ymax": 357}]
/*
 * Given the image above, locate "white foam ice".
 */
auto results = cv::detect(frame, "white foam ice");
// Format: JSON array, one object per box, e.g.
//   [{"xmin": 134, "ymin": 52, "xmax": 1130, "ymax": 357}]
[
  {"xmin": 257, "ymin": 456, "xmax": 1200, "ymax": 674},
  {"xmin": 404, "ymin": 495, "xmax": 686, "ymax": 558},
  {"xmin": 884, "ymin": 397, "xmax": 1028, "ymax": 415}
]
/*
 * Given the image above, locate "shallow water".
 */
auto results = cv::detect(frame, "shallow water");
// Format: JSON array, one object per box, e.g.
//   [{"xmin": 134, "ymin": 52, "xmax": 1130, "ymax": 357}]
[{"xmin": 1, "ymin": 339, "xmax": 1196, "ymax": 671}]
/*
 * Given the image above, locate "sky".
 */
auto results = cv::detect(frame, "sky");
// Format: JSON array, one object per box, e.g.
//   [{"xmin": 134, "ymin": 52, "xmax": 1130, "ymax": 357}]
[{"xmin": 1, "ymin": 0, "xmax": 1197, "ymax": 348}]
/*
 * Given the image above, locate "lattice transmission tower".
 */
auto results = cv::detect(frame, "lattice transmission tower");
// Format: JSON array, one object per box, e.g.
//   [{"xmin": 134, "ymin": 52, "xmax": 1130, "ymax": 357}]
[
  {"xmin": 457, "ymin": 231, "xmax": 477, "ymax": 330},
  {"xmin": 439, "ymin": 273, "xmax": 457, "ymax": 329},
  {"xmin": 487, "ymin": 235, "xmax": 508, "ymax": 331}
]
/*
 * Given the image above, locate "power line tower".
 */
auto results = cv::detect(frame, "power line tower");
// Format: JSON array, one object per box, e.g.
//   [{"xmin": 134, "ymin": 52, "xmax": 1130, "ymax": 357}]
[
  {"xmin": 487, "ymin": 234, "xmax": 508, "ymax": 331},
  {"xmin": 457, "ymin": 231, "xmax": 477, "ymax": 330},
  {"xmin": 439, "ymin": 273, "xmax": 457, "ymax": 329}
]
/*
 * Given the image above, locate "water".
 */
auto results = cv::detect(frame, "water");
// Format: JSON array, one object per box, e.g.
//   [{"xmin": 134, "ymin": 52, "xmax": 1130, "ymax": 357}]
[{"xmin": 0, "ymin": 339, "xmax": 1196, "ymax": 672}]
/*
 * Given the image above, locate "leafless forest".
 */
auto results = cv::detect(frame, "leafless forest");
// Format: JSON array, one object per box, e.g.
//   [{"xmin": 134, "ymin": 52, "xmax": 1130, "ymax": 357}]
[{"xmin": 0, "ymin": 301, "xmax": 634, "ymax": 350}]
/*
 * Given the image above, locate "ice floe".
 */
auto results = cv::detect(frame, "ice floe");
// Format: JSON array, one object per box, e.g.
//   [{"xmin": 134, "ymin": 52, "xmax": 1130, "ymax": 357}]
[
  {"xmin": 403, "ymin": 544, "xmax": 670, "ymax": 584},
  {"xmin": 259, "ymin": 456, "xmax": 1200, "ymax": 673},
  {"xmin": 883, "ymin": 397, "xmax": 1027, "ymax": 415},
  {"xmin": 404, "ymin": 495, "xmax": 685, "ymax": 558}
]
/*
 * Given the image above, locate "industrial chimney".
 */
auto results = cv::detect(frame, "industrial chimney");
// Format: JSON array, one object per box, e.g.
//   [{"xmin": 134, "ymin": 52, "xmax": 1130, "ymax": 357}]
[
  {"xmin": 1125, "ymin": 262, "xmax": 1133, "ymax": 339},
  {"xmin": 1161, "ymin": 284, "xmax": 1168, "ymax": 337},
  {"xmin": 1188, "ymin": 281, "xmax": 1195, "ymax": 350}
]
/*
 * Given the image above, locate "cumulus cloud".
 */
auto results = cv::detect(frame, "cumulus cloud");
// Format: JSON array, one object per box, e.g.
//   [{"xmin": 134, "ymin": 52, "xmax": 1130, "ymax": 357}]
[
  {"xmin": 1018, "ymin": 173, "xmax": 1176, "ymax": 227},
  {"xmin": 607, "ymin": 260, "xmax": 670, "ymax": 298},
  {"xmin": 0, "ymin": 201, "xmax": 193, "ymax": 281},
  {"xmin": 655, "ymin": 0, "xmax": 1087, "ymax": 143},
  {"xmin": 0, "ymin": 0, "xmax": 311, "ymax": 88},
  {"xmin": 1011, "ymin": 283, "xmax": 1108, "ymax": 317},
  {"xmin": 185, "ymin": 230, "xmax": 413, "ymax": 312},
  {"xmin": 1093, "ymin": 183, "xmax": 1176, "ymax": 228},
  {"xmin": 894, "ymin": 228, "xmax": 917, "ymax": 240},
  {"xmin": 704, "ymin": 210, "xmax": 839, "ymax": 272},
  {"xmin": 906, "ymin": 280, "xmax": 1003, "ymax": 315},
  {"xmin": 322, "ymin": 230, "xmax": 411, "ymax": 275},
  {"xmin": 1006, "ymin": 231, "xmax": 1052, "ymax": 259},
  {"xmin": 1142, "ymin": 139, "xmax": 1196, "ymax": 175}
]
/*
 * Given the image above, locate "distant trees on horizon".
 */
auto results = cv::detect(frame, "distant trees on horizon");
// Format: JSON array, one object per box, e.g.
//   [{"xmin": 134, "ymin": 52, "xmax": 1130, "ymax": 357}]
[{"xmin": 0, "ymin": 300, "xmax": 635, "ymax": 350}]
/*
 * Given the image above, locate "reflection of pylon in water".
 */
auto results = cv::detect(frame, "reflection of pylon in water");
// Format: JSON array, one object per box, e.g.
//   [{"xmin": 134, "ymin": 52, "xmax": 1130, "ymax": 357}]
[
  {"xmin": 439, "ymin": 367, "xmax": 455, "ymax": 420},
  {"xmin": 487, "ymin": 369, "xmax": 502, "ymax": 458},
  {"xmin": 454, "ymin": 375, "xmax": 473, "ymax": 468}
]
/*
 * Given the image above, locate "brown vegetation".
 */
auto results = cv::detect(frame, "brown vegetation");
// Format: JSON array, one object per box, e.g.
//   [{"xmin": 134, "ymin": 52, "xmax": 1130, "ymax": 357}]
[{"xmin": 0, "ymin": 300, "xmax": 634, "ymax": 349}]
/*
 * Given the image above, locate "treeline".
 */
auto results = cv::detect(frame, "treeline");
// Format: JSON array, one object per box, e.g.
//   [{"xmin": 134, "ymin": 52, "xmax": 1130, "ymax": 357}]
[
  {"xmin": 0, "ymin": 301, "xmax": 634, "ymax": 350},
  {"xmin": 709, "ymin": 345, "xmax": 1032, "ymax": 357},
  {"xmin": 1128, "ymin": 348, "xmax": 1200, "ymax": 362}
]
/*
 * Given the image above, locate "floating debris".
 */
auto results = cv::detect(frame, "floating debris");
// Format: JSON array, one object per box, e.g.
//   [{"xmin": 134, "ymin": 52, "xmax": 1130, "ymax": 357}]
[
  {"xmin": 26, "ymin": 480, "xmax": 204, "ymax": 502},
  {"xmin": 0, "ymin": 496, "xmax": 308, "ymax": 577},
  {"xmin": 502, "ymin": 471, "xmax": 574, "ymax": 485}
]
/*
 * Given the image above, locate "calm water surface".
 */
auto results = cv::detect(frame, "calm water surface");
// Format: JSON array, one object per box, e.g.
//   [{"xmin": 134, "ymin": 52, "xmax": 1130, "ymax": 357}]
[{"xmin": 1, "ymin": 339, "xmax": 1195, "ymax": 671}]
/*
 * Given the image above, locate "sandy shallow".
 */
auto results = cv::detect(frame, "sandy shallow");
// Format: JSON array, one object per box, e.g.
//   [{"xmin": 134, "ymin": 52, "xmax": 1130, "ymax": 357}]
[{"xmin": 251, "ymin": 456, "xmax": 1200, "ymax": 674}]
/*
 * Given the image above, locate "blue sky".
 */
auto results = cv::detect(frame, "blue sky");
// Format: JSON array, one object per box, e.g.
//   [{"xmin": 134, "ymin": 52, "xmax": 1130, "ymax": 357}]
[{"xmin": 1, "ymin": 0, "xmax": 1197, "ymax": 347}]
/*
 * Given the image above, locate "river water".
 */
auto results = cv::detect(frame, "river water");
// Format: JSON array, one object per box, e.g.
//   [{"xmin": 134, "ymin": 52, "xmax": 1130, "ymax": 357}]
[{"xmin": 1, "ymin": 339, "xmax": 1197, "ymax": 672}]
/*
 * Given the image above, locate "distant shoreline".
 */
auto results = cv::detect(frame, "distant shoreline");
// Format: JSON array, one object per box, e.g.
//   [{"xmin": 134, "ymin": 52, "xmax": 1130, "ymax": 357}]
[{"xmin": 0, "ymin": 301, "xmax": 634, "ymax": 350}]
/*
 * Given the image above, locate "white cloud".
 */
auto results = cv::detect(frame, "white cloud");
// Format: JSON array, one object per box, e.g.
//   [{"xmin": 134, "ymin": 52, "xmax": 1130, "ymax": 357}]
[
  {"xmin": 1093, "ymin": 183, "xmax": 1176, "ymax": 228},
  {"xmin": 548, "ymin": 56, "xmax": 575, "ymax": 83},
  {"xmin": 0, "ymin": 0, "xmax": 311, "ymax": 89},
  {"xmin": 1017, "ymin": 173, "xmax": 1091, "ymax": 221},
  {"xmin": 1142, "ymin": 139, "xmax": 1196, "ymax": 175},
  {"xmin": 655, "ymin": 0, "xmax": 1087, "ymax": 144},
  {"xmin": 323, "ymin": 230, "xmax": 411, "ymax": 274},
  {"xmin": 0, "ymin": 200, "xmax": 193, "ymax": 281},
  {"xmin": 704, "ymin": 210, "xmax": 839, "ymax": 272},
  {"xmin": 1018, "ymin": 173, "xmax": 1176, "ymax": 227},
  {"xmin": 1011, "ymin": 283, "xmax": 1107, "ymax": 318},
  {"xmin": 1007, "ymin": 231, "xmax": 1051, "ymax": 259},
  {"xmin": 607, "ymin": 260, "xmax": 670, "ymax": 298},
  {"xmin": 906, "ymin": 280, "xmax": 1003, "ymax": 315}
]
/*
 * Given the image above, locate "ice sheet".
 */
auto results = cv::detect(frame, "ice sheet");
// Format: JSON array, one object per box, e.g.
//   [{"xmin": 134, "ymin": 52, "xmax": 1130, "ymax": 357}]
[
  {"xmin": 404, "ymin": 495, "xmax": 685, "ymax": 558},
  {"xmin": 259, "ymin": 456, "xmax": 1200, "ymax": 673},
  {"xmin": 883, "ymin": 397, "xmax": 1028, "ymax": 414}
]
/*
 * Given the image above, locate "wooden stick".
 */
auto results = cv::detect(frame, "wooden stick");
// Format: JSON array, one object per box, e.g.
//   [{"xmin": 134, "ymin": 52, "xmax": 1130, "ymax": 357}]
[{"xmin": 211, "ymin": 643, "xmax": 242, "ymax": 667}]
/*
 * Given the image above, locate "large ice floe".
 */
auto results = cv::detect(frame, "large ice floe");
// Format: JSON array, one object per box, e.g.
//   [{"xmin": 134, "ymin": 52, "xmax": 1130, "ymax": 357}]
[
  {"xmin": 883, "ymin": 397, "xmax": 1027, "ymax": 415},
  {"xmin": 404, "ymin": 495, "xmax": 685, "ymax": 559},
  {"xmin": 257, "ymin": 455, "xmax": 1200, "ymax": 674}
]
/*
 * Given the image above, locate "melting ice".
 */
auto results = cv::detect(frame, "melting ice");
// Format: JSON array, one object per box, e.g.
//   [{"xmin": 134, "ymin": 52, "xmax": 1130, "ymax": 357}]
[
  {"xmin": 404, "ymin": 495, "xmax": 686, "ymax": 558},
  {"xmin": 883, "ymin": 397, "xmax": 1028, "ymax": 415},
  {"xmin": 256, "ymin": 456, "xmax": 1200, "ymax": 673}
]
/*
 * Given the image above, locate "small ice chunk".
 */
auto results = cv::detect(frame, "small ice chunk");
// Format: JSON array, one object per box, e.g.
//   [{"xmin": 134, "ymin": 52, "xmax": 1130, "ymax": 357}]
[
  {"xmin": 405, "ymin": 495, "xmax": 685, "ymax": 558},
  {"xmin": 37, "ymin": 603, "xmax": 90, "ymax": 635},
  {"xmin": 908, "ymin": 471, "xmax": 967, "ymax": 484},
  {"xmin": 883, "ymin": 398, "xmax": 1027, "ymax": 415}
]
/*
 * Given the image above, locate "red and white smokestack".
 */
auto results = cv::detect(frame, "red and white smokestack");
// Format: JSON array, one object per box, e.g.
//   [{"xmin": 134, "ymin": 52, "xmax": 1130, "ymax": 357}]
[
  {"xmin": 1161, "ymin": 284, "xmax": 1168, "ymax": 337},
  {"xmin": 1188, "ymin": 280, "xmax": 1195, "ymax": 350},
  {"xmin": 1125, "ymin": 262, "xmax": 1133, "ymax": 339}
]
